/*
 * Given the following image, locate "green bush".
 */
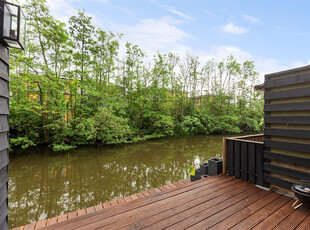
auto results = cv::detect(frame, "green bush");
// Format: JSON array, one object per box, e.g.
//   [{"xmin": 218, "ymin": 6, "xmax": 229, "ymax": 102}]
[
  {"xmin": 211, "ymin": 115, "xmax": 241, "ymax": 134},
  {"xmin": 142, "ymin": 112, "xmax": 175, "ymax": 136},
  {"xmin": 176, "ymin": 116, "xmax": 206, "ymax": 135},
  {"xmin": 75, "ymin": 108, "xmax": 133, "ymax": 145},
  {"xmin": 10, "ymin": 137, "xmax": 36, "ymax": 150}
]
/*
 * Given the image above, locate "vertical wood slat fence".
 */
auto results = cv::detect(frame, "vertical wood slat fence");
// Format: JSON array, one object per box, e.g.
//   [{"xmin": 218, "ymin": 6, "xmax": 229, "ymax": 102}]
[{"xmin": 223, "ymin": 134, "xmax": 264, "ymax": 186}]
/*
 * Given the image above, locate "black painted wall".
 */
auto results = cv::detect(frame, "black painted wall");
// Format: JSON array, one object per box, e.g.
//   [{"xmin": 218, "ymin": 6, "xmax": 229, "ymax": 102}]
[{"xmin": 0, "ymin": 43, "xmax": 9, "ymax": 230}]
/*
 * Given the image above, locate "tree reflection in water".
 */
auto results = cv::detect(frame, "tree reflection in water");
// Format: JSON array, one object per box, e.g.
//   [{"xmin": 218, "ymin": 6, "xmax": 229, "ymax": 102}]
[{"xmin": 9, "ymin": 135, "xmax": 223, "ymax": 228}]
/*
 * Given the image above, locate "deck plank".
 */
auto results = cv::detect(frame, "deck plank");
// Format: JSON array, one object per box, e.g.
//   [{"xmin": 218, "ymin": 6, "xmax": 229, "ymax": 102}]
[
  {"xmin": 77, "ymin": 209, "xmax": 87, "ymax": 216},
  {"xmin": 34, "ymin": 219, "xmax": 47, "ymax": 229},
  {"xmin": 105, "ymin": 178, "xmax": 241, "ymax": 229},
  {"xmin": 163, "ymin": 185, "xmax": 171, "ymax": 190},
  {"xmin": 46, "ymin": 217, "xmax": 57, "ymax": 226},
  {"xmin": 273, "ymin": 205, "xmax": 309, "ymax": 230},
  {"xmin": 117, "ymin": 198, "xmax": 126, "ymax": 205},
  {"xmin": 67, "ymin": 211, "xmax": 77, "ymax": 219},
  {"xmin": 123, "ymin": 196, "xmax": 132, "ymax": 202},
  {"xmin": 296, "ymin": 214, "xmax": 310, "ymax": 230},
  {"xmin": 102, "ymin": 202, "xmax": 111, "ymax": 209},
  {"xmin": 23, "ymin": 223, "xmax": 36, "ymax": 230},
  {"xmin": 94, "ymin": 204, "xmax": 104, "ymax": 211},
  {"xmin": 42, "ymin": 175, "xmax": 224, "ymax": 230},
  {"xmin": 193, "ymin": 190, "xmax": 279, "ymax": 230},
  {"xmin": 230, "ymin": 195, "xmax": 292, "ymax": 230},
  {"xmin": 76, "ymin": 176, "xmax": 235, "ymax": 230},
  {"xmin": 86, "ymin": 206, "xmax": 95, "ymax": 214},
  {"xmin": 147, "ymin": 189, "xmax": 156, "ymax": 195},
  {"xmin": 142, "ymin": 191, "xmax": 150, "ymax": 196},
  {"xmin": 33, "ymin": 175, "xmax": 309, "ymax": 230},
  {"xmin": 209, "ymin": 192, "xmax": 289, "ymax": 230},
  {"xmin": 162, "ymin": 187, "xmax": 262, "ymax": 230},
  {"xmin": 158, "ymin": 186, "xmax": 167, "ymax": 192},
  {"xmin": 136, "ymin": 192, "xmax": 145, "ymax": 199},
  {"xmin": 251, "ymin": 199, "xmax": 295, "ymax": 230},
  {"xmin": 12, "ymin": 227, "xmax": 24, "ymax": 230},
  {"xmin": 129, "ymin": 194, "xmax": 139, "ymax": 200},
  {"xmin": 57, "ymin": 214, "xmax": 68, "ymax": 223}
]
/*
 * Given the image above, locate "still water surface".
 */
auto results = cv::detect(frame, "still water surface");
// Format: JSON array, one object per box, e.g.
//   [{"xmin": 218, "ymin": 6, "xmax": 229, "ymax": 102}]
[{"xmin": 9, "ymin": 135, "xmax": 224, "ymax": 228}]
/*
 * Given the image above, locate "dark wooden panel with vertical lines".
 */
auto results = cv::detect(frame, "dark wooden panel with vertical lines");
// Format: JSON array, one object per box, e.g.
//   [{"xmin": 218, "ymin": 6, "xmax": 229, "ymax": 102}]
[
  {"xmin": 225, "ymin": 137, "xmax": 263, "ymax": 186},
  {"xmin": 248, "ymin": 143, "xmax": 256, "ymax": 184},
  {"xmin": 227, "ymin": 140, "xmax": 234, "ymax": 176},
  {"xmin": 240, "ymin": 142, "xmax": 248, "ymax": 181},
  {"xmin": 0, "ymin": 44, "xmax": 9, "ymax": 230},
  {"xmin": 234, "ymin": 141, "xmax": 241, "ymax": 178}
]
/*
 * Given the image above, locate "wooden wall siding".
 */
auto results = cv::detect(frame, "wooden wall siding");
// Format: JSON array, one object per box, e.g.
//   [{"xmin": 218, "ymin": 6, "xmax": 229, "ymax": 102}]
[
  {"xmin": 225, "ymin": 138, "xmax": 264, "ymax": 186},
  {"xmin": 264, "ymin": 65, "xmax": 310, "ymax": 190},
  {"xmin": 0, "ymin": 43, "xmax": 9, "ymax": 230}
]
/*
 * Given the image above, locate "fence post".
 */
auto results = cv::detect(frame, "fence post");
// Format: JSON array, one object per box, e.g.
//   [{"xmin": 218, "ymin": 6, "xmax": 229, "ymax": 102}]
[
  {"xmin": 256, "ymin": 144, "xmax": 264, "ymax": 186},
  {"xmin": 222, "ymin": 137, "xmax": 227, "ymax": 174}
]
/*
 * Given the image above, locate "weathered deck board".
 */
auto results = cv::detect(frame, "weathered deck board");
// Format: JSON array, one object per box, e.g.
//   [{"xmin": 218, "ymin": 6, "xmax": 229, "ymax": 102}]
[
  {"xmin": 13, "ymin": 175, "xmax": 310, "ymax": 230},
  {"xmin": 12, "ymin": 175, "xmax": 190, "ymax": 230}
]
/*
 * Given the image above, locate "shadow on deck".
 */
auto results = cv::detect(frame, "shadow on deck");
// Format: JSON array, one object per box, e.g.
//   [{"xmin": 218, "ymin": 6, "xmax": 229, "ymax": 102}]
[{"xmin": 18, "ymin": 174, "xmax": 310, "ymax": 230}]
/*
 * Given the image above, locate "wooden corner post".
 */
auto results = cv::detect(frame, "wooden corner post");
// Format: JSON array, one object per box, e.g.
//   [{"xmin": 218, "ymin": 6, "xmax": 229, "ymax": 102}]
[{"xmin": 222, "ymin": 137, "xmax": 227, "ymax": 174}]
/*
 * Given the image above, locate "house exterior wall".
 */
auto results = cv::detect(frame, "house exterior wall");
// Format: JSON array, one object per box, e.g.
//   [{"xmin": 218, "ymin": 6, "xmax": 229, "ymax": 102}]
[{"xmin": 0, "ymin": 43, "xmax": 9, "ymax": 230}]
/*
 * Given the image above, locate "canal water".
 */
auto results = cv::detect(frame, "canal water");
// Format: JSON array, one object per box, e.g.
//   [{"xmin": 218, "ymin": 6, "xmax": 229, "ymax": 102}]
[{"xmin": 9, "ymin": 135, "xmax": 224, "ymax": 228}]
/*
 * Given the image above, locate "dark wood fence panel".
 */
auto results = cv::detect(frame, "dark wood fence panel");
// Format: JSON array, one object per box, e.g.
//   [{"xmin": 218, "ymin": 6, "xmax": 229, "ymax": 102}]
[
  {"xmin": 264, "ymin": 151, "xmax": 310, "ymax": 168},
  {"xmin": 264, "ymin": 73, "xmax": 310, "ymax": 88},
  {"xmin": 241, "ymin": 142, "xmax": 248, "ymax": 181},
  {"xmin": 227, "ymin": 140, "xmax": 234, "ymax": 176},
  {"xmin": 264, "ymin": 140, "xmax": 310, "ymax": 154},
  {"xmin": 256, "ymin": 144, "xmax": 264, "ymax": 186},
  {"xmin": 265, "ymin": 87, "xmax": 310, "ymax": 100},
  {"xmin": 264, "ymin": 127, "xmax": 310, "ymax": 139},
  {"xmin": 248, "ymin": 143, "xmax": 256, "ymax": 183},
  {"xmin": 0, "ymin": 44, "xmax": 9, "ymax": 230},
  {"xmin": 264, "ymin": 174, "xmax": 293, "ymax": 190},
  {"xmin": 264, "ymin": 66, "xmax": 310, "ymax": 191},
  {"xmin": 265, "ymin": 116, "xmax": 310, "ymax": 125},
  {"xmin": 234, "ymin": 141, "xmax": 241, "ymax": 178},
  {"xmin": 224, "ymin": 136, "xmax": 264, "ymax": 186},
  {"xmin": 265, "ymin": 102, "xmax": 310, "ymax": 112}
]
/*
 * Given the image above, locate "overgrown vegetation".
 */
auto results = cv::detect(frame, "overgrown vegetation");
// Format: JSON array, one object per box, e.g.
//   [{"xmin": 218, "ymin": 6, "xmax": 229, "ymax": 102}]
[{"xmin": 9, "ymin": 0, "xmax": 264, "ymax": 151}]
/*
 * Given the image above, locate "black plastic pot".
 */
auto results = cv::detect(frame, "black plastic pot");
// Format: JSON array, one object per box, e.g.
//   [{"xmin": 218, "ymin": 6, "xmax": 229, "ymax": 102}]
[
  {"xmin": 190, "ymin": 169, "xmax": 202, "ymax": 182},
  {"xmin": 200, "ymin": 163, "xmax": 208, "ymax": 176},
  {"xmin": 208, "ymin": 158, "xmax": 223, "ymax": 176}
]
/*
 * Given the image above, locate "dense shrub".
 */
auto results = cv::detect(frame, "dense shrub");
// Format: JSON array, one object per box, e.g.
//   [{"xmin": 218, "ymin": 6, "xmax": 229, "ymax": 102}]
[
  {"xmin": 176, "ymin": 116, "xmax": 206, "ymax": 135},
  {"xmin": 74, "ymin": 108, "xmax": 133, "ymax": 145}
]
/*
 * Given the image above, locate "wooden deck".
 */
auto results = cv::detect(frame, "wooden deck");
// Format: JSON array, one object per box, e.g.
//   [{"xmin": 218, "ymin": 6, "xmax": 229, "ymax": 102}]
[{"xmin": 15, "ymin": 175, "xmax": 310, "ymax": 230}]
